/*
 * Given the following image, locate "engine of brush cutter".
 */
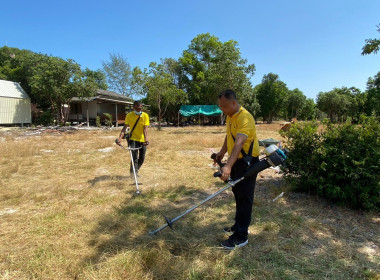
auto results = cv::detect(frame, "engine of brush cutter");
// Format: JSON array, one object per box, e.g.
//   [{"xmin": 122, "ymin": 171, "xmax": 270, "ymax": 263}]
[{"xmin": 212, "ymin": 144, "xmax": 287, "ymax": 179}]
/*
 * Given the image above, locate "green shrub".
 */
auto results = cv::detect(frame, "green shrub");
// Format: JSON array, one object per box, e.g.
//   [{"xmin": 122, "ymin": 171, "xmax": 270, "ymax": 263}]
[
  {"xmin": 281, "ymin": 117, "xmax": 380, "ymax": 211},
  {"xmin": 103, "ymin": 113, "xmax": 112, "ymax": 128},
  {"xmin": 38, "ymin": 110, "xmax": 55, "ymax": 126},
  {"xmin": 95, "ymin": 116, "xmax": 101, "ymax": 128}
]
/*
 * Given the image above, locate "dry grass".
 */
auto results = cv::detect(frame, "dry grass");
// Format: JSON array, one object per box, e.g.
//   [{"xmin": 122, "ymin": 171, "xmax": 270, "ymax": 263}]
[{"xmin": 0, "ymin": 125, "xmax": 379, "ymax": 280}]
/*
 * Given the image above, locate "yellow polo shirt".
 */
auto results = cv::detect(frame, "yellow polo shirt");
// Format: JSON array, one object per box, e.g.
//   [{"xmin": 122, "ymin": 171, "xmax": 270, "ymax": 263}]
[
  {"xmin": 124, "ymin": 111, "xmax": 150, "ymax": 142},
  {"xmin": 226, "ymin": 106, "xmax": 260, "ymax": 158}
]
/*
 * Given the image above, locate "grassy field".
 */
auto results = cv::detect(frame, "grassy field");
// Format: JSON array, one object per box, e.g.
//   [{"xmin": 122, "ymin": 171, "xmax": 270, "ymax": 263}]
[{"xmin": 0, "ymin": 124, "xmax": 379, "ymax": 280}]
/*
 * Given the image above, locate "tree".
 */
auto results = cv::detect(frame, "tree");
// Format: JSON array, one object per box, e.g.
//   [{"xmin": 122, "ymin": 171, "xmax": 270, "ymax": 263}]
[
  {"xmin": 134, "ymin": 61, "xmax": 187, "ymax": 130},
  {"xmin": 28, "ymin": 55, "xmax": 97, "ymax": 123},
  {"xmin": 82, "ymin": 68, "xmax": 108, "ymax": 90},
  {"xmin": 0, "ymin": 46, "xmax": 36, "ymax": 95},
  {"xmin": 102, "ymin": 53, "xmax": 133, "ymax": 96},
  {"xmin": 365, "ymin": 71, "xmax": 380, "ymax": 116},
  {"xmin": 362, "ymin": 24, "xmax": 380, "ymax": 55},
  {"xmin": 178, "ymin": 33, "xmax": 255, "ymax": 104},
  {"xmin": 162, "ymin": 57, "xmax": 183, "ymax": 88},
  {"xmin": 286, "ymin": 88, "xmax": 306, "ymax": 120},
  {"xmin": 367, "ymin": 71, "xmax": 380, "ymax": 89},
  {"xmin": 317, "ymin": 87, "xmax": 368, "ymax": 123},
  {"xmin": 317, "ymin": 90, "xmax": 342, "ymax": 122},
  {"xmin": 299, "ymin": 98, "xmax": 317, "ymax": 120},
  {"xmin": 255, "ymin": 73, "xmax": 289, "ymax": 123},
  {"xmin": 341, "ymin": 87, "xmax": 365, "ymax": 122},
  {"xmin": 317, "ymin": 88, "xmax": 360, "ymax": 122},
  {"xmin": 239, "ymin": 86, "xmax": 260, "ymax": 118}
]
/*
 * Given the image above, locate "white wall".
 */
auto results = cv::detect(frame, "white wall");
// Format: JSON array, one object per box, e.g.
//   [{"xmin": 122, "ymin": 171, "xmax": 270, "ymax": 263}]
[{"xmin": 0, "ymin": 97, "xmax": 31, "ymax": 124}]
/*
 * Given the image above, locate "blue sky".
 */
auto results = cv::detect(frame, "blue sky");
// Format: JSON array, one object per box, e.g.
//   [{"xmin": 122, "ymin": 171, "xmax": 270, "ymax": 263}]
[{"xmin": 1, "ymin": 0, "xmax": 379, "ymax": 100}]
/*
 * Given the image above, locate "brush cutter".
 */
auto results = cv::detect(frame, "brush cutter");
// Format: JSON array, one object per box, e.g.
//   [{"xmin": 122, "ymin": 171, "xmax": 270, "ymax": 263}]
[
  {"xmin": 115, "ymin": 139, "xmax": 142, "ymax": 194},
  {"xmin": 148, "ymin": 144, "xmax": 287, "ymax": 235}
]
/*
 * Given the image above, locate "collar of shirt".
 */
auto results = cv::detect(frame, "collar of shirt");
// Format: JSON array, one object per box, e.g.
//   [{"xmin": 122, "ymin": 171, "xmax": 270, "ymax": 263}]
[{"xmin": 229, "ymin": 106, "xmax": 243, "ymax": 120}]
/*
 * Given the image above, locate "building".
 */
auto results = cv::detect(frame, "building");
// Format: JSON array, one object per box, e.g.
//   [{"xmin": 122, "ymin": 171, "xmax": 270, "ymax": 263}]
[
  {"xmin": 0, "ymin": 80, "xmax": 31, "ymax": 125},
  {"xmin": 69, "ymin": 89, "xmax": 147, "ymax": 127}
]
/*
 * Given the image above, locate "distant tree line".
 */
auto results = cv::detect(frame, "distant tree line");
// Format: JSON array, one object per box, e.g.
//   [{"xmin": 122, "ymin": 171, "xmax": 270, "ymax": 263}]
[
  {"xmin": 1, "ymin": 27, "xmax": 379, "ymax": 125},
  {"xmin": 105, "ymin": 32, "xmax": 380, "ymax": 125}
]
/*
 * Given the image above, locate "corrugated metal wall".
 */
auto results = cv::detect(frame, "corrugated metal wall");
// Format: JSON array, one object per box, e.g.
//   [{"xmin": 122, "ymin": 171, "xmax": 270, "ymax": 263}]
[{"xmin": 0, "ymin": 97, "xmax": 31, "ymax": 124}]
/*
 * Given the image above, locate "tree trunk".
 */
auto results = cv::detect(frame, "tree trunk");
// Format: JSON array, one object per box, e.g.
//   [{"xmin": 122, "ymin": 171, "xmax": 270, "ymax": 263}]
[{"xmin": 158, "ymin": 98, "xmax": 162, "ymax": 131}]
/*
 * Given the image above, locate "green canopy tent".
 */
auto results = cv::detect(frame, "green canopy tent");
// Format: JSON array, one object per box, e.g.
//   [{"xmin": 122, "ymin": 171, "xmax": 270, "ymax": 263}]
[{"xmin": 178, "ymin": 105, "xmax": 223, "ymax": 125}]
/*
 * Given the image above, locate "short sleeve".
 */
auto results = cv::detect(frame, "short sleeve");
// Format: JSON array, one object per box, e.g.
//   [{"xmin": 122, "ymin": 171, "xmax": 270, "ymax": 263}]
[
  {"xmin": 237, "ymin": 114, "xmax": 254, "ymax": 136},
  {"xmin": 143, "ymin": 113, "xmax": 150, "ymax": 126}
]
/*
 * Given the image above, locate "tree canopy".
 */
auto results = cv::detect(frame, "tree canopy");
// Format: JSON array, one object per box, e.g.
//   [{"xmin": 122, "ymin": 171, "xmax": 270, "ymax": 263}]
[
  {"xmin": 102, "ymin": 53, "xmax": 133, "ymax": 97},
  {"xmin": 132, "ymin": 59, "xmax": 187, "ymax": 129},
  {"xmin": 362, "ymin": 24, "xmax": 380, "ymax": 55},
  {"xmin": 255, "ymin": 73, "xmax": 289, "ymax": 123},
  {"xmin": 178, "ymin": 33, "xmax": 256, "ymax": 105}
]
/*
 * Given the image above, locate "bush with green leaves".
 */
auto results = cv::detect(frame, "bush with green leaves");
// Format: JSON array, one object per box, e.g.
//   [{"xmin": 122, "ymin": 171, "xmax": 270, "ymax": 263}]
[
  {"xmin": 103, "ymin": 113, "xmax": 112, "ymax": 128},
  {"xmin": 95, "ymin": 116, "xmax": 101, "ymax": 128},
  {"xmin": 37, "ymin": 110, "xmax": 55, "ymax": 126},
  {"xmin": 281, "ymin": 117, "xmax": 380, "ymax": 211}
]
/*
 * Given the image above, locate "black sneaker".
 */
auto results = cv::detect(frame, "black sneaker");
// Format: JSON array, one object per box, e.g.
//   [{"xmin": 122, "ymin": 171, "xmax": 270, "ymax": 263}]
[{"xmin": 221, "ymin": 233, "xmax": 248, "ymax": 250}]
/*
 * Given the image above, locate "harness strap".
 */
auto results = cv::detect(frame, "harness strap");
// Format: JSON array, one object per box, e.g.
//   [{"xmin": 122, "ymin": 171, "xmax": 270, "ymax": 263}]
[
  {"xmin": 129, "ymin": 115, "xmax": 141, "ymax": 138},
  {"xmin": 131, "ymin": 115, "xmax": 141, "ymax": 136},
  {"xmin": 230, "ymin": 133, "xmax": 254, "ymax": 162}
]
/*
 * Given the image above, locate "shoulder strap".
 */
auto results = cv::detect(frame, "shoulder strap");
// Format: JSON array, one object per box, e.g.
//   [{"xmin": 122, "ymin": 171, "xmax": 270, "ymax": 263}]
[
  {"xmin": 130, "ymin": 115, "xmax": 141, "ymax": 136},
  {"xmin": 230, "ymin": 132, "xmax": 254, "ymax": 158}
]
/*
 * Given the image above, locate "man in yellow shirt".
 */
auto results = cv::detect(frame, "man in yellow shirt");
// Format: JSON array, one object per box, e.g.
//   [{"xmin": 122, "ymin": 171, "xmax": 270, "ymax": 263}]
[
  {"xmin": 214, "ymin": 89, "xmax": 260, "ymax": 249},
  {"xmin": 117, "ymin": 101, "xmax": 150, "ymax": 177}
]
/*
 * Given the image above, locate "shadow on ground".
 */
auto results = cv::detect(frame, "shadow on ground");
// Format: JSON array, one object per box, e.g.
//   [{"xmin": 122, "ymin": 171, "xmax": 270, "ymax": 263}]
[{"xmin": 88, "ymin": 175, "xmax": 130, "ymax": 187}]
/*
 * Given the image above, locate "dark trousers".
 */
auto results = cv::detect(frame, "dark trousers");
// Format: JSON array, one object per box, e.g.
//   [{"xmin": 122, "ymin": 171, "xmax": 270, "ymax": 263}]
[
  {"xmin": 230, "ymin": 157, "xmax": 259, "ymax": 237},
  {"xmin": 129, "ymin": 140, "xmax": 147, "ymax": 174}
]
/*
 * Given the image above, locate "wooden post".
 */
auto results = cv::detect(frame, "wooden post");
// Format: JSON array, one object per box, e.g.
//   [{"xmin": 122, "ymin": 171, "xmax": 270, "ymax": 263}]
[
  {"xmin": 115, "ymin": 103, "xmax": 118, "ymax": 128},
  {"xmin": 86, "ymin": 101, "xmax": 89, "ymax": 127}
]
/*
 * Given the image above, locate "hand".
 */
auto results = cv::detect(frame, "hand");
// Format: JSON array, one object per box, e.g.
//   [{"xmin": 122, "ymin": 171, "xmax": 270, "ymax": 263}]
[
  {"xmin": 143, "ymin": 141, "xmax": 149, "ymax": 146},
  {"xmin": 220, "ymin": 165, "xmax": 231, "ymax": 182},
  {"xmin": 214, "ymin": 151, "xmax": 225, "ymax": 166},
  {"xmin": 115, "ymin": 138, "xmax": 121, "ymax": 146}
]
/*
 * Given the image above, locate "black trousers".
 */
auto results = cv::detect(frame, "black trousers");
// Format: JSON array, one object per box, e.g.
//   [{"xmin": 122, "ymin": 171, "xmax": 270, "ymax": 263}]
[
  {"xmin": 230, "ymin": 157, "xmax": 259, "ymax": 237},
  {"xmin": 129, "ymin": 140, "xmax": 147, "ymax": 174}
]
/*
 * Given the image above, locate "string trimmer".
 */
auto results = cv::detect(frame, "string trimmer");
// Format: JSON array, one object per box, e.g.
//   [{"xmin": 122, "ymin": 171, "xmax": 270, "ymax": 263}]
[
  {"xmin": 148, "ymin": 144, "xmax": 287, "ymax": 235},
  {"xmin": 115, "ymin": 139, "xmax": 142, "ymax": 194}
]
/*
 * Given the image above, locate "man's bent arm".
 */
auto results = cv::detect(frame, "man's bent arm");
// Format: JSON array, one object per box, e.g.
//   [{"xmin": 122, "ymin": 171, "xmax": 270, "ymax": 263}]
[
  {"xmin": 118, "ymin": 124, "xmax": 129, "ymax": 142},
  {"xmin": 225, "ymin": 134, "xmax": 247, "ymax": 169}
]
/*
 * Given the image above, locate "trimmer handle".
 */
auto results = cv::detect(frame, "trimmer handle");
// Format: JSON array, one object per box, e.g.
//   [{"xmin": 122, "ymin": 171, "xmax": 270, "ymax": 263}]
[
  {"xmin": 213, "ymin": 171, "xmax": 222, "ymax": 177},
  {"xmin": 213, "ymin": 171, "xmax": 229, "ymax": 183},
  {"xmin": 211, "ymin": 153, "xmax": 224, "ymax": 168},
  {"xmin": 211, "ymin": 153, "xmax": 228, "ymax": 182}
]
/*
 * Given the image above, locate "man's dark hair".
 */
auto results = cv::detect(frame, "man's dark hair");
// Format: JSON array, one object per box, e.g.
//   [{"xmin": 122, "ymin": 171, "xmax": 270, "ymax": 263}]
[
  {"xmin": 133, "ymin": 100, "xmax": 142, "ymax": 106},
  {"xmin": 218, "ymin": 89, "xmax": 237, "ymax": 100}
]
